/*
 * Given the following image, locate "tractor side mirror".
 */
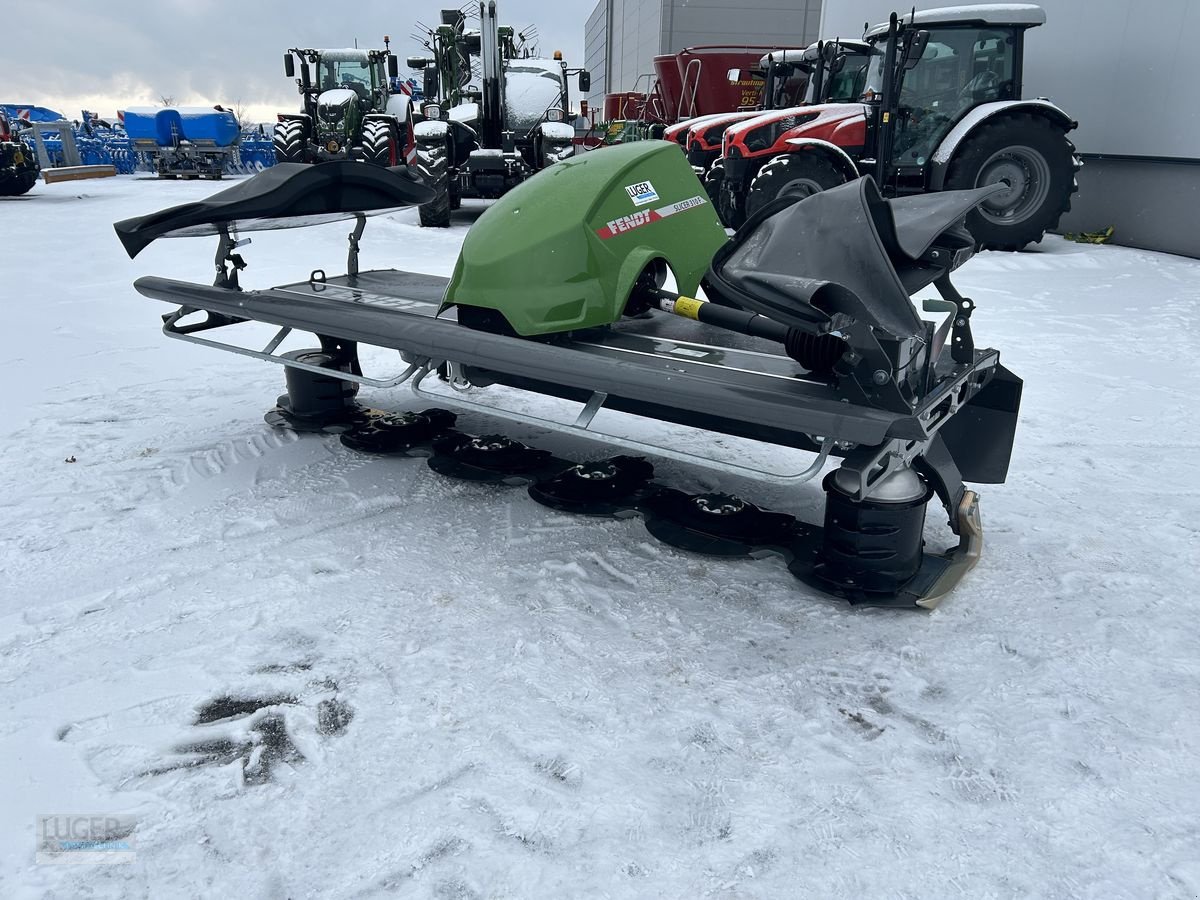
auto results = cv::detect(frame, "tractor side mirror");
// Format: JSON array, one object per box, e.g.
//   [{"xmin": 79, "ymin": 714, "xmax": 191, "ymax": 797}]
[
  {"xmin": 423, "ymin": 66, "xmax": 440, "ymax": 100},
  {"xmin": 578, "ymin": 70, "xmax": 591, "ymax": 93},
  {"xmin": 388, "ymin": 54, "xmax": 399, "ymax": 78},
  {"xmin": 830, "ymin": 54, "xmax": 846, "ymax": 74},
  {"xmin": 284, "ymin": 54, "xmax": 295, "ymax": 78},
  {"xmin": 904, "ymin": 30, "xmax": 930, "ymax": 69}
]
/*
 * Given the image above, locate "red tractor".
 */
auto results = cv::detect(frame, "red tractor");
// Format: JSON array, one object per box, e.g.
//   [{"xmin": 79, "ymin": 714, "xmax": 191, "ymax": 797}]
[
  {"xmin": 685, "ymin": 40, "xmax": 870, "ymax": 188},
  {"xmin": 0, "ymin": 109, "xmax": 40, "ymax": 196},
  {"xmin": 716, "ymin": 4, "xmax": 1079, "ymax": 250}
]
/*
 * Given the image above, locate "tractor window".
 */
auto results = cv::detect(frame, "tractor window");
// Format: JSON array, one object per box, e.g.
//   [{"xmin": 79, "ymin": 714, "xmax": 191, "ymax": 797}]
[
  {"xmin": 316, "ymin": 58, "xmax": 376, "ymax": 95},
  {"xmin": 815, "ymin": 59, "xmax": 868, "ymax": 104},
  {"xmin": 891, "ymin": 27, "xmax": 1017, "ymax": 164},
  {"xmin": 768, "ymin": 63, "xmax": 809, "ymax": 109},
  {"xmin": 504, "ymin": 61, "xmax": 566, "ymax": 133}
]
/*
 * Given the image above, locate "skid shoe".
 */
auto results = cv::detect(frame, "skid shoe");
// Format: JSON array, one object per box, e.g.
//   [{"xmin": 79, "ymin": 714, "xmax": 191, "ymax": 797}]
[
  {"xmin": 790, "ymin": 466, "xmax": 954, "ymax": 606},
  {"xmin": 428, "ymin": 433, "xmax": 554, "ymax": 482},
  {"xmin": 265, "ymin": 349, "xmax": 364, "ymax": 432},
  {"xmin": 528, "ymin": 456, "xmax": 655, "ymax": 515},
  {"xmin": 643, "ymin": 490, "xmax": 800, "ymax": 557},
  {"xmin": 340, "ymin": 409, "xmax": 457, "ymax": 454}
]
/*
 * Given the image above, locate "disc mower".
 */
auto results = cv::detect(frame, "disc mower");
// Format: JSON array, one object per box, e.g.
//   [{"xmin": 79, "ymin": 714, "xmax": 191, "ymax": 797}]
[{"xmin": 114, "ymin": 140, "xmax": 1022, "ymax": 609}]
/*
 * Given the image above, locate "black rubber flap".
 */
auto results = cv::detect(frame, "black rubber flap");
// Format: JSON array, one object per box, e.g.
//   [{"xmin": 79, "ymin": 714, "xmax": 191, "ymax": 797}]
[
  {"xmin": 885, "ymin": 183, "xmax": 1006, "ymax": 259},
  {"xmin": 707, "ymin": 177, "xmax": 1004, "ymax": 341},
  {"xmin": 114, "ymin": 161, "xmax": 436, "ymax": 258}
]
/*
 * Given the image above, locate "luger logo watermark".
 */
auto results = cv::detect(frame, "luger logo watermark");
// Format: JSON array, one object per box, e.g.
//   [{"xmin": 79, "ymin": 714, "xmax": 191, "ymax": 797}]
[
  {"xmin": 37, "ymin": 814, "xmax": 137, "ymax": 865},
  {"xmin": 624, "ymin": 180, "xmax": 659, "ymax": 206}
]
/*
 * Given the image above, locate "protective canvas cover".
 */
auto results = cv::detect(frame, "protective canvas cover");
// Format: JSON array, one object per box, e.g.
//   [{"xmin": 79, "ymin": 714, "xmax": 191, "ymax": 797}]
[
  {"xmin": 706, "ymin": 177, "xmax": 1002, "ymax": 339},
  {"xmin": 114, "ymin": 161, "xmax": 434, "ymax": 258}
]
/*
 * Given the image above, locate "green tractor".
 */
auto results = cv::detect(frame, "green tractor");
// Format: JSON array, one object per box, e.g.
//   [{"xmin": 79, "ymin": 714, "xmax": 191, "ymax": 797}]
[
  {"xmin": 0, "ymin": 110, "xmax": 40, "ymax": 196},
  {"xmin": 274, "ymin": 45, "xmax": 414, "ymax": 166}
]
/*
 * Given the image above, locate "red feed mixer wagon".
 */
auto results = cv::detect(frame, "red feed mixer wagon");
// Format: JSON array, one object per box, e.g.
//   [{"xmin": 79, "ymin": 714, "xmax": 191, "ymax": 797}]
[{"xmin": 601, "ymin": 45, "xmax": 781, "ymax": 134}]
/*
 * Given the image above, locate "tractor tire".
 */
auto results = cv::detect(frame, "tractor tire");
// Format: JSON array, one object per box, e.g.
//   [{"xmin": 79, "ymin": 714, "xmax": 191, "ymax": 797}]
[
  {"xmin": 704, "ymin": 158, "xmax": 726, "ymax": 222},
  {"xmin": 0, "ymin": 168, "xmax": 38, "ymax": 196},
  {"xmin": 745, "ymin": 153, "xmax": 848, "ymax": 220},
  {"xmin": 413, "ymin": 142, "xmax": 451, "ymax": 228},
  {"xmin": 360, "ymin": 121, "xmax": 398, "ymax": 167},
  {"xmin": 273, "ymin": 120, "xmax": 308, "ymax": 165},
  {"xmin": 943, "ymin": 113, "xmax": 1077, "ymax": 251}
]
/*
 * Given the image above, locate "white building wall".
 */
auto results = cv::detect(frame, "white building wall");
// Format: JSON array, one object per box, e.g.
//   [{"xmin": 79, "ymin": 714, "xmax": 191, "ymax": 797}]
[
  {"xmin": 584, "ymin": 0, "xmax": 609, "ymax": 103},
  {"xmin": 616, "ymin": 0, "xmax": 664, "ymax": 98},
  {"xmin": 585, "ymin": 0, "xmax": 821, "ymax": 108}
]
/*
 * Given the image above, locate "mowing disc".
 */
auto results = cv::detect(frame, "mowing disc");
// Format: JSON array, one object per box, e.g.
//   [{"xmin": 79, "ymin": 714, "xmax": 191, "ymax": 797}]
[
  {"xmin": 264, "ymin": 349, "xmax": 364, "ymax": 433},
  {"xmin": 427, "ymin": 432, "xmax": 555, "ymax": 482},
  {"xmin": 643, "ymin": 489, "xmax": 799, "ymax": 556},
  {"xmin": 528, "ymin": 456, "xmax": 654, "ymax": 515},
  {"xmin": 340, "ymin": 408, "xmax": 457, "ymax": 454},
  {"xmin": 264, "ymin": 395, "xmax": 368, "ymax": 433}
]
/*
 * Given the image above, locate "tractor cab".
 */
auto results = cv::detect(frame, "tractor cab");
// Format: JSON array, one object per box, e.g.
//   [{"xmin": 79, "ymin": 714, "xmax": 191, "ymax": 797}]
[
  {"xmin": 314, "ymin": 52, "xmax": 378, "ymax": 102},
  {"xmin": 301, "ymin": 49, "xmax": 391, "ymax": 124},
  {"xmin": 804, "ymin": 40, "xmax": 870, "ymax": 104},
  {"xmin": 503, "ymin": 57, "xmax": 571, "ymax": 133},
  {"xmin": 861, "ymin": 8, "xmax": 1036, "ymax": 183},
  {"xmin": 758, "ymin": 47, "xmax": 816, "ymax": 110}
]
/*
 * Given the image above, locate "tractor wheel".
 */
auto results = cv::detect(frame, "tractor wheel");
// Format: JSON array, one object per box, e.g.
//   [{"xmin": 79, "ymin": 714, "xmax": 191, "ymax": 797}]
[
  {"xmin": 273, "ymin": 120, "xmax": 308, "ymax": 164},
  {"xmin": 0, "ymin": 168, "xmax": 38, "ymax": 196},
  {"xmin": 360, "ymin": 121, "xmax": 398, "ymax": 167},
  {"xmin": 704, "ymin": 158, "xmax": 726, "ymax": 221},
  {"xmin": 943, "ymin": 113, "xmax": 1077, "ymax": 251},
  {"xmin": 414, "ymin": 142, "xmax": 451, "ymax": 228},
  {"xmin": 746, "ymin": 153, "xmax": 847, "ymax": 219}
]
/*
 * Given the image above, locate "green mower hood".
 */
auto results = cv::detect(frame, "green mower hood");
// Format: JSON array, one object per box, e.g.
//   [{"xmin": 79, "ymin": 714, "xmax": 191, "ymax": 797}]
[{"xmin": 445, "ymin": 141, "xmax": 728, "ymax": 336}]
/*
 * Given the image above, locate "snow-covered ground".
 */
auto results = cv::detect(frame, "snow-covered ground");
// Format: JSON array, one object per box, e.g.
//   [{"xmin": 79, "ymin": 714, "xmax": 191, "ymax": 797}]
[{"xmin": 2, "ymin": 175, "xmax": 1199, "ymax": 899}]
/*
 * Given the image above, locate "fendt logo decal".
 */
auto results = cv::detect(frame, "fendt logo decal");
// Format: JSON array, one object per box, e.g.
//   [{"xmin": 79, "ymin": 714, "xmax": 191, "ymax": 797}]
[
  {"xmin": 596, "ymin": 195, "xmax": 709, "ymax": 240},
  {"xmin": 603, "ymin": 209, "xmax": 654, "ymax": 236},
  {"xmin": 625, "ymin": 180, "xmax": 660, "ymax": 206}
]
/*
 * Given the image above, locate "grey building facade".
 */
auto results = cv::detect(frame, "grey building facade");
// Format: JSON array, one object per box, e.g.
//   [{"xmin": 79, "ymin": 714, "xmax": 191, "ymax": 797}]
[
  {"xmin": 584, "ymin": 0, "xmax": 823, "ymax": 110},
  {"xmin": 819, "ymin": 0, "xmax": 1198, "ymax": 258}
]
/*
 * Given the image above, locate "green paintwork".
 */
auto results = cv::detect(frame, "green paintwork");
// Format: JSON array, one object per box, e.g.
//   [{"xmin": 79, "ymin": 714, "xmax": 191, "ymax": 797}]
[{"xmin": 445, "ymin": 141, "xmax": 728, "ymax": 336}]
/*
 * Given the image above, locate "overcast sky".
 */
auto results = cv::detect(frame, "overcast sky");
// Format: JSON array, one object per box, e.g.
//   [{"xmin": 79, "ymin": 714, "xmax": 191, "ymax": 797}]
[{"xmin": 8, "ymin": 0, "xmax": 593, "ymax": 123}]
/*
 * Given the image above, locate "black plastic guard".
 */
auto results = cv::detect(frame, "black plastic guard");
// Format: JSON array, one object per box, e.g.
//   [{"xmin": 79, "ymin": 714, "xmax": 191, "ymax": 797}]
[
  {"xmin": 938, "ymin": 364, "xmax": 1023, "ymax": 484},
  {"xmin": 113, "ymin": 161, "xmax": 435, "ymax": 258},
  {"xmin": 705, "ymin": 176, "xmax": 1005, "ymax": 341}
]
